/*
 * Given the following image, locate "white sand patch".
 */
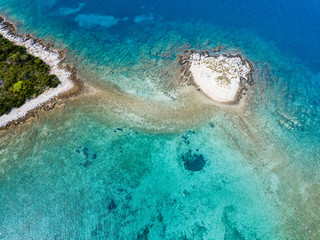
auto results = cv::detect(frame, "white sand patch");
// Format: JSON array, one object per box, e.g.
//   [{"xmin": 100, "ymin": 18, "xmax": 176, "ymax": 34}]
[
  {"xmin": 75, "ymin": 14, "xmax": 119, "ymax": 28},
  {"xmin": 0, "ymin": 19, "xmax": 74, "ymax": 127},
  {"xmin": 189, "ymin": 53, "xmax": 251, "ymax": 103}
]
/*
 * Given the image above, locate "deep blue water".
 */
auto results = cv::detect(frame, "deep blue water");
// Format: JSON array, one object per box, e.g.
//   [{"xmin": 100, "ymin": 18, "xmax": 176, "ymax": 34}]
[
  {"xmin": 0, "ymin": 0, "xmax": 320, "ymax": 239},
  {"xmin": 23, "ymin": 0, "xmax": 320, "ymax": 71}
]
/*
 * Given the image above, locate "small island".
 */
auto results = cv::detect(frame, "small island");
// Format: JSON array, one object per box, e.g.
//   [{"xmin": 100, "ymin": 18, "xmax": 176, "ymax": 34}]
[
  {"xmin": 179, "ymin": 51, "xmax": 253, "ymax": 104},
  {"xmin": 0, "ymin": 17, "xmax": 74, "ymax": 127},
  {"xmin": 0, "ymin": 34, "xmax": 60, "ymax": 115}
]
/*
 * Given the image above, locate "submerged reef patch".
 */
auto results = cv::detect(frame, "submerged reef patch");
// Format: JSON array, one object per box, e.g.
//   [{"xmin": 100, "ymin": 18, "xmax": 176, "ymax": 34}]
[
  {"xmin": 182, "ymin": 150, "xmax": 206, "ymax": 171},
  {"xmin": 222, "ymin": 206, "xmax": 245, "ymax": 240},
  {"xmin": 108, "ymin": 199, "xmax": 117, "ymax": 211},
  {"xmin": 137, "ymin": 225, "xmax": 149, "ymax": 240},
  {"xmin": 75, "ymin": 146, "xmax": 97, "ymax": 167}
]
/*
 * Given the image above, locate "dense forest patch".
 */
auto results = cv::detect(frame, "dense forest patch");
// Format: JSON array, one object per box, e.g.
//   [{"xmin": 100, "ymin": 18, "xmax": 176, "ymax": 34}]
[{"xmin": 0, "ymin": 34, "xmax": 60, "ymax": 115}]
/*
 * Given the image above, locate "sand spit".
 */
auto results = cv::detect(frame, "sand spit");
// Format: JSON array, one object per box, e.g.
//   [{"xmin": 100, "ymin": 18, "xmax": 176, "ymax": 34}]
[{"xmin": 0, "ymin": 16, "xmax": 74, "ymax": 127}]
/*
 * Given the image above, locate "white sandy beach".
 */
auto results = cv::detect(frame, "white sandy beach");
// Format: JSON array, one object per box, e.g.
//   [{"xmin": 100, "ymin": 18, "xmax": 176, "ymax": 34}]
[
  {"xmin": 0, "ymin": 18, "xmax": 74, "ymax": 127},
  {"xmin": 189, "ymin": 53, "xmax": 251, "ymax": 103}
]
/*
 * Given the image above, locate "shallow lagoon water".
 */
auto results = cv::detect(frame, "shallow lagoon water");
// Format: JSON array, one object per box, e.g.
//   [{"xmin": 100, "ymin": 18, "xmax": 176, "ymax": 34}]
[{"xmin": 0, "ymin": 0, "xmax": 320, "ymax": 239}]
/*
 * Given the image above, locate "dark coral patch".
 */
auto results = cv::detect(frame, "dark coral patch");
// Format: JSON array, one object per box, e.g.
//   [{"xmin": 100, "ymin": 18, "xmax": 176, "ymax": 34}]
[
  {"xmin": 182, "ymin": 150, "xmax": 206, "ymax": 171},
  {"xmin": 81, "ymin": 160, "xmax": 92, "ymax": 167},
  {"xmin": 83, "ymin": 147, "xmax": 89, "ymax": 157},
  {"xmin": 108, "ymin": 200, "xmax": 117, "ymax": 211},
  {"xmin": 114, "ymin": 127, "xmax": 124, "ymax": 132},
  {"xmin": 75, "ymin": 146, "xmax": 97, "ymax": 167},
  {"xmin": 137, "ymin": 226, "xmax": 149, "ymax": 240},
  {"xmin": 222, "ymin": 206, "xmax": 246, "ymax": 240},
  {"xmin": 181, "ymin": 130, "xmax": 196, "ymax": 145}
]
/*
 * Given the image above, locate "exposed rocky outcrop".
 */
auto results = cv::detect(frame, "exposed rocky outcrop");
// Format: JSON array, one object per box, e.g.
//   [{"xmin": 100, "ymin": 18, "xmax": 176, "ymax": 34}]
[{"xmin": 178, "ymin": 48, "xmax": 254, "ymax": 104}]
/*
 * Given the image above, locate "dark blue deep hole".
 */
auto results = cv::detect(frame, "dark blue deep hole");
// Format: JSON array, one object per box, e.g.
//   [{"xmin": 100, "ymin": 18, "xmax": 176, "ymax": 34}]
[{"xmin": 182, "ymin": 150, "xmax": 206, "ymax": 171}]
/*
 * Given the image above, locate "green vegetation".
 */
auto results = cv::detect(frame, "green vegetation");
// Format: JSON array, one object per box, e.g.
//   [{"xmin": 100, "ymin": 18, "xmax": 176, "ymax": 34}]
[{"xmin": 0, "ymin": 34, "xmax": 60, "ymax": 115}]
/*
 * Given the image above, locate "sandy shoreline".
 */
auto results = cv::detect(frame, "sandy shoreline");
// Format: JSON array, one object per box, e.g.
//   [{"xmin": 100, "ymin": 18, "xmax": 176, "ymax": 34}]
[{"xmin": 0, "ymin": 16, "xmax": 74, "ymax": 127}]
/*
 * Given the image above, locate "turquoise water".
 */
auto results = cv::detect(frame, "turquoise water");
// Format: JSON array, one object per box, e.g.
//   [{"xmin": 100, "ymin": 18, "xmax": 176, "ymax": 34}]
[{"xmin": 0, "ymin": 0, "xmax": 320, "ymax": 239}]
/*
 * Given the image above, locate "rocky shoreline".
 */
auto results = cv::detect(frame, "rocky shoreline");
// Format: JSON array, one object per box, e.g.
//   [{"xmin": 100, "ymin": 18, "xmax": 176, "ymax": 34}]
[
  {"xmin": 0, "ymin": 16, "xmax": 80, "ymax": 128},
  {"xmin": 178, "ymin": 49, "xmax": 254, "ymax": 104}
]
